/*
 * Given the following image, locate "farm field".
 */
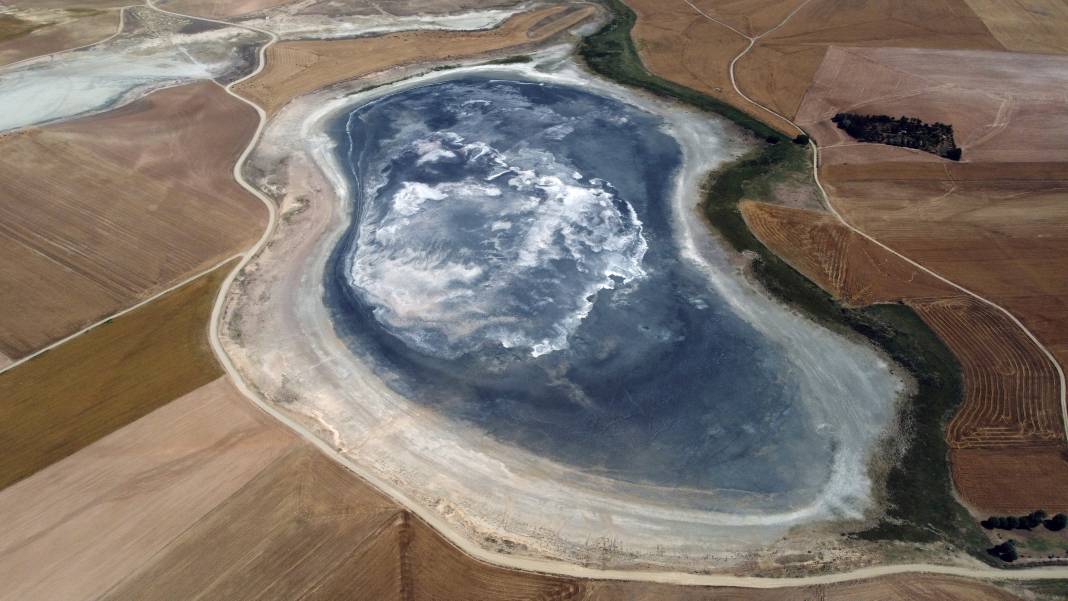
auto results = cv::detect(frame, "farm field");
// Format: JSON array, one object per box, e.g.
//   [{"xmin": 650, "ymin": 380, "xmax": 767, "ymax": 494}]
[
  {"xmin": 963, "ymin": 0, "xmax": 1068, "ymax": 53},
  {"xmin": 3, "ymin": 0, "xmax": 1068, "ymax": 593},
  {"xmin": 0, "ymin": 262, "xmax": 229, "ymax": 492},
  {"xmin": 0, "ymin": 81, "xmax": 264, "ymax": 359},
  {"xmin": 740, "ymin": 200, "xmax": 955, "ymax": 305},
  {"xmin": 795, "ymin": 46, "xmax": 1068, "ymax": 165},
  {"xmin": 0, "ymin": 6, "xmax": 122, "ymax": 67},
  {"xmin": 233, "ymin": 4, "xmax": 598, "ymax": 116},
  {"xmin": 0, "ymin": 374, "xmax": 1029, "ymax": 600}
]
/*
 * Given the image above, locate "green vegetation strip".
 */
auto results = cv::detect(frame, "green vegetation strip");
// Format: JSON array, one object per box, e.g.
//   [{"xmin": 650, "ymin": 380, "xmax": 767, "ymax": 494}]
[
  {"xmin": 581, "ymin": 0, "xmax": 985, "ymax": 551},
  {"xmin": 0, "ymin": 263, "xmax": 231, "ymax": 492}
]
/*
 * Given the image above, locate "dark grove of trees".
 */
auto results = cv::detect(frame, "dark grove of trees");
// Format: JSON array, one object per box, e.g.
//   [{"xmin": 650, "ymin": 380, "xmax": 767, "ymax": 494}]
[
  {"xmin": 981, "ymin": 510, "xmax": 1068, "ymax": 531},
  {"xmin": 832, "ymin": 112, "xmax": 961, "ymax": 160},
  {"xmin": 988, "ymin": 540, "xmax": 1019, "ymax": 562}
]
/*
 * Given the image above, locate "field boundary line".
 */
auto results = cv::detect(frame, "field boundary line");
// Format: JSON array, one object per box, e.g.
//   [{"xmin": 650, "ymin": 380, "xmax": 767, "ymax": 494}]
[
  {"xmin": 0, "ymin": 253, "xmax": 240, "ymax": 376},
  {"xmin": 679, "ymin": 0, "xmax": 1068, "ymax": 443}
]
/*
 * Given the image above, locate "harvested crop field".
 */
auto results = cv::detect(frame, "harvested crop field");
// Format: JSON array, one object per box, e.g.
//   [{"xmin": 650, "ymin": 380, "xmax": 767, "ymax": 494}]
[
  {"xmin": 951, "ymin": 446, "xmax": 1068, "ymax": 515},
  {"xmin": 910, "ymin": 296, "xmax": 1063, "ymax": 449},
  {"xmin": 964, "ymin": 0, "xmax": 1068, "ymax": 54},
  {"xmin": 733, "ymin": 0, "xmax": 1002, "ymax": 122},
  {"xmin": 740, "ymin": 200, "xmax": 955, "ymax": 305},
  {"xmin": 626, "ymin": 0, "xmax": 1003, "ymax": 135},
  {"xmin": 627, "ymin": 0, "xmax": 793, "ymax": 134},
  {"xmin": 0, "ymin": 81, "xmax": 264, "ymax": 359},
  {"xmin": 233, "ymin": 4, "xmax": 597, "ymax": 116},
  {"xmin": 0, "ymin": 7, "xmax": 121, "ymax": 67},
  {"xmin": 0, "ymin": 377, "xmax": 297, "ymax": 601},
  {"xmin": 0, "ymin": 262, "xmax": 229, "ymax": 493},
  {"xmin": 795, "ymin": 45, "xmax": 1068, "ymax": 165},
  {"xmin": 0, "ymin": 372, "xmax": 1029, "ymax": 600}
]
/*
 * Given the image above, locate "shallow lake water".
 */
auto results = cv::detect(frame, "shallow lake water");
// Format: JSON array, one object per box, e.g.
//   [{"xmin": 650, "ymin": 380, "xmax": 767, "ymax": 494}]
[{"xmin": 325, "ymin": 76, "xmax": 835, "ymax": 511}]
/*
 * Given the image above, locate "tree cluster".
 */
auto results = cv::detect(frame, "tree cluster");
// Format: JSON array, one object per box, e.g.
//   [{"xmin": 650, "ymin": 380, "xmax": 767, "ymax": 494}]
[
  {"xmin": 981, "ymin": 510, "xmax": 1068, "ymax": 531},
  {"xmin": 831, "ymin": 112, "xmax": 961, "ymax": 160},
  {"xmin": 987, "ymin": 540, "xmax": 1019, "ymax": 562}
]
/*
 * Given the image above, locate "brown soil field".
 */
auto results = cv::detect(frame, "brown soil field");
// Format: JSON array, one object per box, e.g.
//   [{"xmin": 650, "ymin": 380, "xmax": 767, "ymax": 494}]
[
  {"xmin": 795, "ymin": 46, "xmax": 1068, "ymax": 165},
  {"xmin": 951, "ymin": 446, "xmax": 1068, "ymax": 515},
  {"xmin": 234, "ymin": 4, "xmax": 598, "ymax": 116},
  {"xmin": 740, "ymin": 200, "xmax": 955, "ymax": 305},
  {"xmin": 820, "ymin": 162, "xmax": 1068, "ymax": 375},
  {"xmin": 0, "ymin": 373, "xmax": 1027, "ymax": 600},
  {"xmin": 627, "ymin": 0, "xmax": 794, "ymax": 134},
  {"xmin": 0, "ymin": 81, "xmax": 265, "ymax": 359},
  {"xmin": 740, "ymin": 199, "xmax": 1068, "ymax": 514},
  {"xmin": 910, "ymin": 296, "xmax": 1063, "ymax": 449},
  {"xmin": 0, "ymin": 262, "xmax": 229, "ymax": 493},
  {"xmin": 0, "ymin": 377, "xmax": 298, "ymax": 601},
  {"xmin": 964, "ymin": 0, "xmax": 1068, "ymax": 54},
  {"xmin": 734, "ymin": 0, "xmax": 1003, "ymax": 123},
  {"xmin": 157, "ymin": 0, "xmax": 293, "ymax": 19},
  {"xmin": 0, "ymin": 7, "xmax": 121, "ymax": 67}
]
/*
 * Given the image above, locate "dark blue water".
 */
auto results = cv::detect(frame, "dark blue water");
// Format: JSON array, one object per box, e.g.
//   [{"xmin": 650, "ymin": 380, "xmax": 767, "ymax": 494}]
[{"xmin": 324, "ymin": 77, "xmax": 831, "ymax": 508}]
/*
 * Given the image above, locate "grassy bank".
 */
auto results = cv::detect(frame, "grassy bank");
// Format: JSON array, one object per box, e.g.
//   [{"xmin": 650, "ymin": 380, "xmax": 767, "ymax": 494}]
[{"xmin": 580, "ymin": 0, "xmax": 984, "ymax": 550}]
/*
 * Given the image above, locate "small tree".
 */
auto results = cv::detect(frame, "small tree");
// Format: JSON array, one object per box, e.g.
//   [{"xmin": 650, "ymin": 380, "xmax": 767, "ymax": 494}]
[
  {"xmin": 988, "ymin": 540, "xmax": 1018, "ymax": 563},
  {"xmin": 1045, "ymin": 513, "xmax": 1068, "ymax": 532},
  {"xmin": 793, "ymin": 134, "xmax": 809, "ymax": 145},
  {"xmin": 945, "ymin": 147, "xmax": 962, "ymax": 161}
]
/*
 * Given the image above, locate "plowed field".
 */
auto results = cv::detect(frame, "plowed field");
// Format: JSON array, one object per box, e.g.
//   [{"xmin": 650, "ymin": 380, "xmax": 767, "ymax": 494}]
[
  {"xmin": 0, "ymin": 81, "xmax": 264, "ymax": 359},
  {"xmin": 740, "ymin": 200, "xmax": 955, "ymax": 305}
]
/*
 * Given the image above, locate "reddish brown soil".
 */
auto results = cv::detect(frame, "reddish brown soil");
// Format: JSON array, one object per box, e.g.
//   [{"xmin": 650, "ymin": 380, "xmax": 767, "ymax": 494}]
[
  {"xmin": 235, "ymin": 5, "xmax": 597, "ymax": 116},
  {"xmin": 740, "ymin": 200, "xmax": 955, "ymax": 305},
  {"xmin": 951, "ymin": 446, "xmax": 1068, "ymax": 514},
  {"xmin": 0, "ymin": 81, "xmax": 265, "ymax": 358},
  {"xmin": 910, "ymin": 296, "xmax": 1063, "ymax": 448}
]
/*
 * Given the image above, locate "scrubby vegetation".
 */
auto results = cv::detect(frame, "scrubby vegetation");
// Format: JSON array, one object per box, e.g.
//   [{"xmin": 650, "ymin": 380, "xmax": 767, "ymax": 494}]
[{"xmin": 832, "ymin": 113, "xmax": 961, "ymax": 160}]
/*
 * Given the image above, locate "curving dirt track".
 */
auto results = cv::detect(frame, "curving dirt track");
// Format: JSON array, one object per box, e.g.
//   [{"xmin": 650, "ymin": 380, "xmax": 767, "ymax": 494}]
[
  {"xmin": 0, "ymin": 81, "xmax": 265, "ymax": 359},
  {"xmin": 233, "ymin": 4, "xmax": 597, "ymax": 116}
]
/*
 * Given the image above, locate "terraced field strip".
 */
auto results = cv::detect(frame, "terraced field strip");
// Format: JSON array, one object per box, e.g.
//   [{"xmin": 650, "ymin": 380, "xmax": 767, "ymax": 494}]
[{"xmin": 911, "ymin": 297, "xmax": 1063, "ymax": 449}]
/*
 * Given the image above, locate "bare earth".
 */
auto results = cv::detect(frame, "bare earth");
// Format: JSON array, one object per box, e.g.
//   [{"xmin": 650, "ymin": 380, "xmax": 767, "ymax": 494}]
[
  {"xmin": 0, "ymin": 376, "xmax": 1029, "ymax": 600},
  {"xmin": 0, "ymin": 6, "xmax": 122, "ymax": 67},
  {"xmin": 0, "ymin": 81, "xmax": 265, "ymax": 359},
  {"xmin": 796, "ymin": 46, "xmax": 1068, "ymax": 165},
  {"xmin": 963, "ymin": 0, "xmax": 1068, "ymax": 54},
  {"xmin": 234, "ymin": 4, "xmax": 599, "ymax": 116}
]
